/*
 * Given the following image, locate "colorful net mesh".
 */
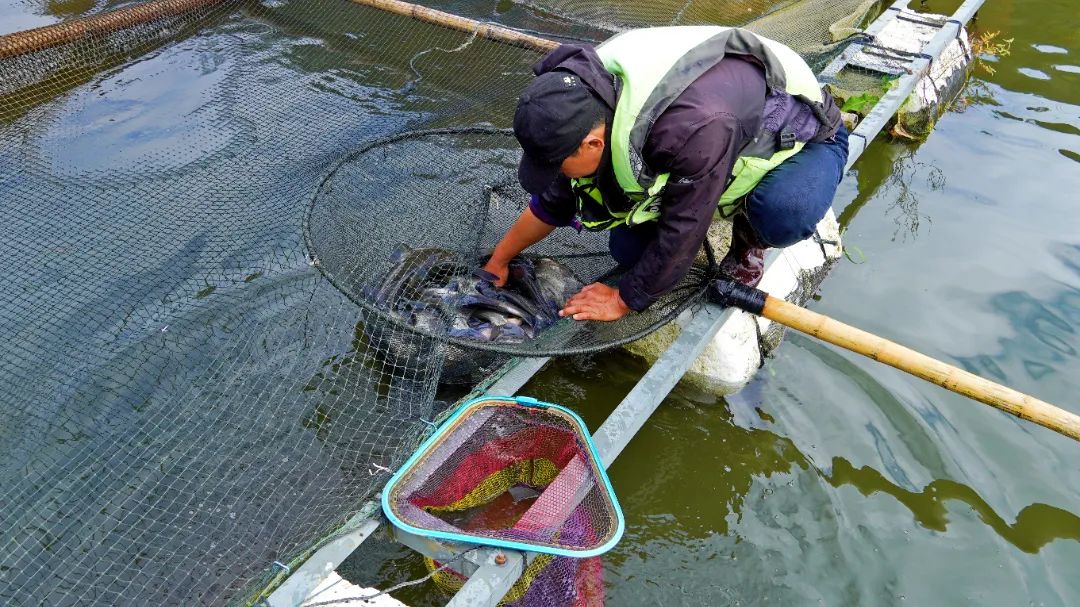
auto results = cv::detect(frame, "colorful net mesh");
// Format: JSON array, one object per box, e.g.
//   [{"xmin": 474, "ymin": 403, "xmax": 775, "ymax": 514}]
[
  {"xmin": 383, "ymin": 396, "xmax": 624, "ymax": 557},
  {"xmin": 426, "ymin": 551, "xmax": 604, "ymax": 607}
]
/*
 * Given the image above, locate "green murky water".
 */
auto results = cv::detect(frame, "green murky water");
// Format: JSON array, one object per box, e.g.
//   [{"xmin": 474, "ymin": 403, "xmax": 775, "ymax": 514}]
[{"xmin": 2, "ymin": 0, "xmax": 1078, "ymax": 604}]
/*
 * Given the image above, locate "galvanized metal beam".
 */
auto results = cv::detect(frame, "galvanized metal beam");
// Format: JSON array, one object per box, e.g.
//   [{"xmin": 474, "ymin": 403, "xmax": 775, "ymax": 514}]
[
  {"xmin": 444, "ymin": 553, "xmax": 525, "ymax": 607},
  {"xmin": 591, "ymin": 303, "xmax": 737, "ymax": 468},
  {"xmin": 390, "ymin": 527, "xmax": 542, "ymax": 577},
  {"xmin": 265, "ymin": 518, "xmax": 381, "ymax": 607},
  {"xmin": 483, "ymin": 355, "xmax": 550, "ymax": 396},
  {"xmin": 817, "ymin": 0, "xmax": 909, "ymax": 82}
]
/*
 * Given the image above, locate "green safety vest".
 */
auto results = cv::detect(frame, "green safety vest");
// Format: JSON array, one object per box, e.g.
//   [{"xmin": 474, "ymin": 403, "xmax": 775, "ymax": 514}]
[{"xmin": 572, "ymin": 26, "xmax": 826, "ymax": 231}]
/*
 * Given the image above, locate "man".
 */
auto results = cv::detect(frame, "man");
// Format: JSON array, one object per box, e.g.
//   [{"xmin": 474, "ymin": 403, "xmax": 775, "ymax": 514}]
[{"xmin": 482, "ymin": 26, "xmax": 849, "ymax": 321}]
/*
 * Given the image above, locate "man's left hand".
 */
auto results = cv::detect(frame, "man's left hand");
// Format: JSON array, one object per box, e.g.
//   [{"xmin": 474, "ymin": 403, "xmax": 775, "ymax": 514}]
[{"xmin": 560, "ymin": 283, "xmax": 631, "ymax": 322}]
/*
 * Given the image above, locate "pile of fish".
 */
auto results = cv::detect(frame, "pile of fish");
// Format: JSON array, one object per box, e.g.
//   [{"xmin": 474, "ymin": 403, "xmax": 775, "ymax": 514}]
[{"xmin": 368, "ymin": 246, "xmax": 584, "ymax": 345}]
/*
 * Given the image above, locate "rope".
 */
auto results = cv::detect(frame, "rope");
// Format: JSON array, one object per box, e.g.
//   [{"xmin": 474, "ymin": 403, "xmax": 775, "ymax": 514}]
[
  {"xmin": 302, "ymin": 547, "xmax": 482, "ymax": 607},
  {"xmin": 824, "ymin": 31, "xmax": 875, "ymax": 49},
  {"xmin": 858, "ymin": 42, "xmax": 933, "ymax": 62},
  {"xmin": 403, "ymin": 30, "xmax": 479, "ymax": 92},
  {"xmin": 895, "ymin": 12, "xmax": 947, "ymax": 28}
]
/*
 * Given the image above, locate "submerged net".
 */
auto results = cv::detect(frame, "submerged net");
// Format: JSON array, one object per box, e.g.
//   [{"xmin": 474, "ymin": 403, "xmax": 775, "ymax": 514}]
[{"xmin": 0, "ymin": 0, "xmax": 884, "ymax": 604}]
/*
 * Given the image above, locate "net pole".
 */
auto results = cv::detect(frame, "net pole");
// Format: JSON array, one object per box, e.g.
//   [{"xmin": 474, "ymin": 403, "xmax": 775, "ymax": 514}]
[
  {"xmin": 347, "ymin": 0, "xmax": 558, "ymax": 53},
  {"xmin": 0, "ymin": 0, "xmax": 230, "ymax": 59}
]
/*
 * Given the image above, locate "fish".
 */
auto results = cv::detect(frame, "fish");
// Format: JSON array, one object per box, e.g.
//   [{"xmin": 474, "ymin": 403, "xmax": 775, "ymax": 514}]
[
  {"xmin": 362, "ymin": 245, "xmax": 585, "ymax": 384},
  {"xmin": 364, "ymin": 247, "xmax": 469, "ymax": 308},
  {"xmin": 376, "ymin": 245, "xmax": 584, "ymax": 346},
  {"xmin": 534, "ymin": 258, "xmax": 585, "ymax": 311},
  {"xmin": 440, "ymin": 485, "xmax": 542, "ymax": 532}
]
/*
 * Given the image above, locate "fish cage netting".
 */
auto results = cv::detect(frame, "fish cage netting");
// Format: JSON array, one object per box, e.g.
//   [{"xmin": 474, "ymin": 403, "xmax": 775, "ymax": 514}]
[
  {"xmin": 0, "ymin": 0, "xmax": 878, "ymax": 604},
  {"xmin": 515, "ymin": 0, "xmax": 887, "ymax": 69}
]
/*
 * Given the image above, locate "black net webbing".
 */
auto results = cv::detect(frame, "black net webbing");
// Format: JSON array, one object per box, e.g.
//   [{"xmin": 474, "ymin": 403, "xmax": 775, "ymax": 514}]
[
  {"xmin": 0, "ymin": 0, "xmax": 875, "ymax": 604},
  {"xmin": 304, "ymin": 127, "xmax": 711, "ymax": 357}
]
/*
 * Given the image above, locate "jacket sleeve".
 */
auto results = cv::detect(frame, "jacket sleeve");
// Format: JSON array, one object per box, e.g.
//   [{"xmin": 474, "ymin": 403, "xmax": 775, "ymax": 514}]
[
  {"xmin": 528, "ymin": 175, "xmax": 577, "ymax": 227},
  {"xmin": 617, "ymin": 112, "xmax": 743, "ymax": 311}
]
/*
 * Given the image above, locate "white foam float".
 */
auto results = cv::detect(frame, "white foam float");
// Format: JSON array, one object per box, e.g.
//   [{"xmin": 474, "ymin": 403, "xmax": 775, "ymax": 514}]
[{"xmin": 624, "ymin": 211, "xmax": 843, "ymax": 395}]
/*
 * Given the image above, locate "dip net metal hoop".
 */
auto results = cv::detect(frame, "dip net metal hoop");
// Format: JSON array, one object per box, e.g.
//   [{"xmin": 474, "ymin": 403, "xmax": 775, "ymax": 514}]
[{"xmin": 302, "ymin": 125, "xmax": 713, "ymax": 357}]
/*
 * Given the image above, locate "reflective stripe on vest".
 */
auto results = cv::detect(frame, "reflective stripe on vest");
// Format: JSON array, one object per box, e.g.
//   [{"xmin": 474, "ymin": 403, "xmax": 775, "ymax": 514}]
[
  {"xmin": 573, "ymin": 173, "xmax": 669, "ymax": 231},
  {"xmin": 571, "ymin": 26, "xmax": 822, "ymax": 231}
]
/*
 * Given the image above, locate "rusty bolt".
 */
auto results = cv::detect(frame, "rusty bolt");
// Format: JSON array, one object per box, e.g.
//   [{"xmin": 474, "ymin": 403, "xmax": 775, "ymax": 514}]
[{"xmin": 494, "ymin": 553, "xmax": 507, "ymax": 566}]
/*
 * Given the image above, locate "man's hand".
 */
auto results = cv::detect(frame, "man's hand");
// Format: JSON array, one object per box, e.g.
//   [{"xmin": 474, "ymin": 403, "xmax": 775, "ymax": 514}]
[
  {"xmin": 560, "ymin": 283, "xmax": 631, "ymax": 321},
  {"xmin": 482, "ymin": 206, "xmax": 556, "ymax": 288},
  {"xmin": 481, "ymin": 258, "xmax": 509, "ymax": 287}
]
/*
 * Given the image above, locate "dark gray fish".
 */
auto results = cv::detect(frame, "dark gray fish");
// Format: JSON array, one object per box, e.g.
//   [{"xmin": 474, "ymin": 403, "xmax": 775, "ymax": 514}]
[
  {"xmin": 493, "ymin": 262, "xmax": 550, "ymax": 322},
  {"xmin": 365, "ymin": 247, "xmax": 586, "ymax": 385},
  {"xmin": 534, "ymin": 258, "xmax": 584, "ymax": 312},
  {"xmin": 507, "ymin": 258, "xmax": 550, "ymax": 315},
  {"xmin": 455, "ymin": 293, "xmax": 536, "ymax": 327},
  {"xmin": 366, "ymin": 245, "xmax": 468, "ymax": 307},
  {"xmin": 372, "ymin": 246, "xmax": 584, "ymax": 348}
]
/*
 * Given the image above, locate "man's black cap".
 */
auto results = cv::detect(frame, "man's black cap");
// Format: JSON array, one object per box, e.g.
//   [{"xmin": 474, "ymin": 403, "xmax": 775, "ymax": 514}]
[{"xmin": 513, "ymin": 71, "xmax": 601, "ymax": 194}]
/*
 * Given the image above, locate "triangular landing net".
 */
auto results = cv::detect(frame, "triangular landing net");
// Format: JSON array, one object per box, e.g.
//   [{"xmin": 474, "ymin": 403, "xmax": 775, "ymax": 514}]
[{"xmin": 382, "ymin": 396, "xmax": 624, "ymax": 557}]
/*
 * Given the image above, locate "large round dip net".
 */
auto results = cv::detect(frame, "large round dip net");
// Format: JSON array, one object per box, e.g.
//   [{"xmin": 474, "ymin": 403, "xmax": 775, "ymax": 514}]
[
  {"xmin": 305, "ymin": 126, "xmax": 711, "ymax": 357},
  {"xmin": 0, "ymin": 0, "xmax": 885, "ymax": 604}
]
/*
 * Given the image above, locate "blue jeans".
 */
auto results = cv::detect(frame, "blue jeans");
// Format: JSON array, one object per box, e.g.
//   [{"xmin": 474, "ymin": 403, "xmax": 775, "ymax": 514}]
[{"xmin": 610, "ymin": 125, "xmax": 849, "ymax": 264}]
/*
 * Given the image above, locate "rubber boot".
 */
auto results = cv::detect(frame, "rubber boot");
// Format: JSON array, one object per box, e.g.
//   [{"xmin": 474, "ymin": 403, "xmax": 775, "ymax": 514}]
[{"xmin": 718, "ymin": 215, "xmax": 768, "ymax": 287}]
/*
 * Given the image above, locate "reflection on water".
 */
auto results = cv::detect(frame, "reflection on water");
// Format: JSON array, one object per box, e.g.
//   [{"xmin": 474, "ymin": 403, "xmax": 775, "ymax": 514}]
[
  {"xmin": 955, "ymin": 287, "xmax": 1078, "ymax": 383},
  {"xmin": 0, "ymin": 0, "xmax": 123, "ymax": 35},
  {"xmin": 827, "ymin": 457, "xmax": 1080, "ymax": 554},
  {"xmin": 837, "ymin": 142, "xmax": 946, "ymax": 242}
]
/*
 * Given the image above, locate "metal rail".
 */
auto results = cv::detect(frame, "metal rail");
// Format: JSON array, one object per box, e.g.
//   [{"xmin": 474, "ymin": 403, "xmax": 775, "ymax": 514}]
[
  {"xmin": 591, "ymin": 304, "xmax": 736, "ymax": 467},
  {"xmin": 817, "ymin": 0, "xmax": 910, "ymax": 82},
  {"xmin": 843, "ymin": 0, "xmax": 985, "ymax": 169}
]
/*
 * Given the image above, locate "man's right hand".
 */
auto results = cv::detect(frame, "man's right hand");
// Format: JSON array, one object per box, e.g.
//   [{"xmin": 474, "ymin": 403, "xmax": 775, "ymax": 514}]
[
  {"xmin": 482, "ymin": 206, "xmax": 556, "ymax": 288},
  {"xmin": 481, "ymin": 258, "xmax": 509, "ymax": 287}
]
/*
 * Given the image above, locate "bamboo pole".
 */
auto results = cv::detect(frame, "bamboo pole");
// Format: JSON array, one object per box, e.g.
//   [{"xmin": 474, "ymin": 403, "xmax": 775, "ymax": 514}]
[
  {"xmin": 0, "ymin": 0, "xmax": 229, "ymax": 60},
  {"xmin": 0, "ymin": 0, "xmax": 558, "ymax": 62},
  {"xmin": 347, "ymin": 0, "xmax": 558, "ymax": 53},
  {"xmin": 758, "ymin": 293, "xmax": 1080, "ymax": 441}
]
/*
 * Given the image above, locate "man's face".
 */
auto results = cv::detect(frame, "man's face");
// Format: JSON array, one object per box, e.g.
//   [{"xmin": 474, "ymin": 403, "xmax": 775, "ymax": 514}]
[{"xmin": 559, "ymin": 124, "xmax": 605, "ymax": 179}]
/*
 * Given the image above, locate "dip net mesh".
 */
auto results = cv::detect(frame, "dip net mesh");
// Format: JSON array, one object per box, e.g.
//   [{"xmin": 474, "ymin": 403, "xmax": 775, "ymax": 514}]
[
  {"xmin": 383, "ymin": 397, "xmax": 622, "ymax": 556},
  {"xmin": 0, "ymin": 0, "xmax": 879, "ymax": 604}
]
